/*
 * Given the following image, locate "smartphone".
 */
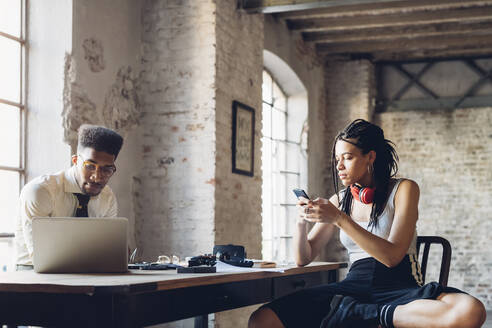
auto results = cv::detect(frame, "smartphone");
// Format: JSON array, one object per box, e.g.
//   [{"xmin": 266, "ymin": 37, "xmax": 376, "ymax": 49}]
[{"xmin": 293, "ymin": 188, "xmax": 310, "ymax": 200}]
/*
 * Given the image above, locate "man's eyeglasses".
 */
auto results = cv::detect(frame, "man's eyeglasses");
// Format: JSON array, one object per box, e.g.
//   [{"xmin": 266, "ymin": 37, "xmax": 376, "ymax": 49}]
[{"xmin": 78, "ymin": 154, "xmax": 116, "ymax": 178}]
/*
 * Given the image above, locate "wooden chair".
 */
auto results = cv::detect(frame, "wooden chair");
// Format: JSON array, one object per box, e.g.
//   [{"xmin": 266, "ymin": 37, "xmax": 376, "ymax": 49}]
[{"xmin": 416, "ymin": 236, "xmax": 452, "ymax": 287}]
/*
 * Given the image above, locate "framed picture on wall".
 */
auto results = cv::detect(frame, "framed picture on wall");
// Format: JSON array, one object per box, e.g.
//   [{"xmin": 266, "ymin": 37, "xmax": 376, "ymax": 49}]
[{"xmin": 232, "ymin": 100, "xmax": 255, "ymax": 177}]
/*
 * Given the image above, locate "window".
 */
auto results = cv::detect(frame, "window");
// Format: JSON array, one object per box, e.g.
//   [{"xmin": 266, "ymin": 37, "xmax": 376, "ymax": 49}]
[
  {"xmin": 0, "ymin": 0, "xmax": 26, "ymax": 271},
  {"xmin": 261, "ymin": 70, "xmax": 308, "ymax": 264}
]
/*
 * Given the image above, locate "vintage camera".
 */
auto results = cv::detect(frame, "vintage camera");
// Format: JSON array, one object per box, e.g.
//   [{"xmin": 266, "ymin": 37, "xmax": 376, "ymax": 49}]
[
  {"xmin": 187, "ymin": 245, "xmax": 254, "ymax": 268},
  {"xmin": 188, "ymin": 254, "xmax": 216, "ymax": 267},
  {"xmin": 213, "ymin": 244, "xmax": 253, "ymax": 268}
]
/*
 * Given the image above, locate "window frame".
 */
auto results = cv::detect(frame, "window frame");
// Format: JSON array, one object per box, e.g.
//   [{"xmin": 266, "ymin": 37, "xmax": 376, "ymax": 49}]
[
  {"xmin": 261, "ymin": 69, "xmax": 306, "ymax": 263},
  {"xmin": 0, "ymin": 0, "xmax": 26, "ymax": 238}
]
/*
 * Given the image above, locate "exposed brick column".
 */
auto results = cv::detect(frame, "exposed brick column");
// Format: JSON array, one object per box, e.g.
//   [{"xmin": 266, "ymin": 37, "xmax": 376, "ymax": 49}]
[
  {"xmin": 322, "ymin": 59, "xmax": 375, "ymax": 262},
  {"xmin": 137, "ymin": 0, "xmax": 217, "ymax": 261},
  {"xmin": 138, "ymin": 3, "xmax": 263, "ymax": 326}
]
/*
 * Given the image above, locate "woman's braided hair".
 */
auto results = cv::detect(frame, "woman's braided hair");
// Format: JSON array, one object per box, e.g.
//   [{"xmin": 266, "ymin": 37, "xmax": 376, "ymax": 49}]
[{"xmin": 331, "ymin": 119, "xmax": 399, "ymax": 228}]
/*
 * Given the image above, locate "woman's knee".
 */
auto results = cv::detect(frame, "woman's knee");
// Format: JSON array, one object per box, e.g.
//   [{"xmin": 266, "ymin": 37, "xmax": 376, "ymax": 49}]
[
  {"xmin": 248, "ymin": 307, "xmax": 284, "ymax": 328},
  {"xmin": 447, "ymin": 295, "xmax": 486, "ymax": 328}
]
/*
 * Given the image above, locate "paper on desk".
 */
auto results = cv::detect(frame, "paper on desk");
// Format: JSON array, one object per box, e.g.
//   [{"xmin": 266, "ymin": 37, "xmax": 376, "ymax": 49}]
[{"xmin": 216, "ymin": 261, "xmax": 285, "ymax": 273}]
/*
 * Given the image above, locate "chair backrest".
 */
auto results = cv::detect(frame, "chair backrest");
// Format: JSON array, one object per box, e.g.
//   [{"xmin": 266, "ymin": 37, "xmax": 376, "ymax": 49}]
[{"xmin": 416, "ymin": 236, "xmax": 451, "ymax": 287}]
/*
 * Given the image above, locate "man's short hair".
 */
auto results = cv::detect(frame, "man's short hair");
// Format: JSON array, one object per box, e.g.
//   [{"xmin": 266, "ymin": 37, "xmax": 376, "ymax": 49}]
[{"xmin": 77, "ymin": 125, "xmax": 124, "ymax": 158}]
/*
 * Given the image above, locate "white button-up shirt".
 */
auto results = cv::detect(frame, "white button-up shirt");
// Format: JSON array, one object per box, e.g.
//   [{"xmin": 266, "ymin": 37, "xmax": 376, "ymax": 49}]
[{"xmin": 15, "ymin": 166, "xmax": 118, "ymax": 265}]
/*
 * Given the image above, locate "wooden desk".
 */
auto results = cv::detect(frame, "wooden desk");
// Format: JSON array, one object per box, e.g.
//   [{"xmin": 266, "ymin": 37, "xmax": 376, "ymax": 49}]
[{"xmin": 0, "ymin": 262, "xmax": 347, "ymax": 327}]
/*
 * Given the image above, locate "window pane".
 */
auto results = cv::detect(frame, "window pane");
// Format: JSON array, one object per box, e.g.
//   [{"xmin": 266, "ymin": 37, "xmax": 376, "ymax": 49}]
[
  {"xmin": 286, "ymin": 206, "xmax": 297, "ymax": 234},
  {"xmin": 0, "ymin": 238, "xmax": 14, "ymax": 271},
  {"xmin": 0, "ymin": 104, "xmax": 20, "ymax": 167},
  {"xmin": 262, "ymin": 103, "xmax": 271, "ymax": 138},
  {"xmin": 0, "ymin": 37, "xmax": 21, "ymax": 103},
  {"xmin": 261, "ymin": 137, "xmax": 272, "ymax": 171},
  {"xmin": 262, "ymin": 206, "xmax": 272, "ymax": 242},
  {"xmin": 274, "ymin": 96, "xmax": 286, "ymax": 112},
  {"xmin": 286, "ymin": 171, "xmax": 299, "ymax": 196},
  {"xmin": 262, "ymin": 71, "xmax": 272, "ymax": 104},
  {"xmin": 262, "ymin": 239, "xmax": 273, "ymax": 261},
  {"xmin": 0, "ymin": 0, "xmax": 21, "ymax": 37},
  {"xmin": 0, "ymin": 170, "xmax": 19, "ymax": 233},
  {"xmin": 262, "ymin": 69, "xmax": 308, "ymax": 263},
  {"xmin": 272, "ymin": 109, "xmax": 286, "ymax": 140},
  {"xmin": 272, "ymin": 82, "xmax": 285, "ymax": 108},
  {"xmin": 285, "ymin": 142, "xmax": 299, "ymax": 172}
]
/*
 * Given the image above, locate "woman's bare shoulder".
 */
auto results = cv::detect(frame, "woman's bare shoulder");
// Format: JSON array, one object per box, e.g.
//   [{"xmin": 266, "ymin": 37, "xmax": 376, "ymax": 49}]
[
  {"xmin": 397, "ymin": 178, "xmax": 419, "ymax": 189},
  {"xmin": 395, "ymin": 178, "xmax": 420, "ymax": 199}
]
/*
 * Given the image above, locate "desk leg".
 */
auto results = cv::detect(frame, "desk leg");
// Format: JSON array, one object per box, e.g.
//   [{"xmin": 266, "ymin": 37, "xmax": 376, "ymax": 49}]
[
  {"xmin": 194, "ymin": 314, "xmax": 208, "ymax": 328},
  {"xmin": 329, "ymin": 268, "xmax": 339, "ymax": 282}
]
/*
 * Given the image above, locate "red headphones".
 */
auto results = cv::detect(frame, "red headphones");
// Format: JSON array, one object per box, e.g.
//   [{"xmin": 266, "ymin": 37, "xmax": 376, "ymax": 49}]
[{"xmin": 350, "ymin": 184, "xmax": 375, "ymax": 204}]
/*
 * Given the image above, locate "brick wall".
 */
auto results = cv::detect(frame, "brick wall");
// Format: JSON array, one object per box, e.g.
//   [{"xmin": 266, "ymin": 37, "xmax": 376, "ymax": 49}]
[
  {"xmin": 214, "ymin": 1, "xmax": 264, "ymax": 326},
  {"xmin": 376, "ymin": 109, "xmax": 492, "ymax": 309},
  {"xmin": 324, "ymin": 59, "xmax": 375, "ymax": 193},
  {"xmin": 214, "ymin": 0, "xmax": 263, "ymax": 259},
  {"xmin": 139, "ymin": 1, "xmax": 263, "ymax": 326},
  {"xmin": 322, "ymin": 59, "xmax": 375, "ymax": 263},
  {"xmin": 323, "ymin": 59, "xmax": 492, "ymax": 309}
]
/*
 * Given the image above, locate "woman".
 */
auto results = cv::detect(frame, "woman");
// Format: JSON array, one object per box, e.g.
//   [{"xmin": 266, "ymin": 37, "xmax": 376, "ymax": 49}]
[{"xmin": 249, "ymin": 119, "xmax": 486, "ymax": 328}]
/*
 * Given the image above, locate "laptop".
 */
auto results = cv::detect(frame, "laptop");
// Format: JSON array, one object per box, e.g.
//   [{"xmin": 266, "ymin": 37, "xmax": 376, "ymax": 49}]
[{"xmin": 32, "ymin": 217, "xmax": 128, "ymax": 273}]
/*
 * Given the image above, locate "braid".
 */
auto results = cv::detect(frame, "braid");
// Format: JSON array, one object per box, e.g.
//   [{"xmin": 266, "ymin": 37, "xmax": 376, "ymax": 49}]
[{"xmin": 332, "ymin": 119, "xmax": 399, "ymax": 227}]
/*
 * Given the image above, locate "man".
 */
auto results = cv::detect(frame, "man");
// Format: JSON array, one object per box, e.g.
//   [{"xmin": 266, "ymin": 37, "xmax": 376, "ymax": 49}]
[{"xmin": 15, "ymin": 124, "xmax": 124, "ymax": 268}]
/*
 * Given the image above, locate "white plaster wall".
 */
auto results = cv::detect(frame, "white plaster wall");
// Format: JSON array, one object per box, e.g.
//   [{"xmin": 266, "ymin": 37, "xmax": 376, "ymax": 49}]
[
  {"xmin": 26, "ymin": 0, "xmax": 72, "ymax": 181},
  {"xmin": 72, "ymin": 0, "xmax": 142, "ymax": 250},
  {"xmin": 72, "ymin": 0, "xmax": 141, "ymax": 109}
]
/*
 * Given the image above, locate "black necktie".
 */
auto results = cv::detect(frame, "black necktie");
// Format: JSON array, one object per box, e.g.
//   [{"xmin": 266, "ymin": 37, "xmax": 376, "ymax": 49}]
[{"xmin": 74, "ymin": 193, "xmax": 90, "ymax": 217}]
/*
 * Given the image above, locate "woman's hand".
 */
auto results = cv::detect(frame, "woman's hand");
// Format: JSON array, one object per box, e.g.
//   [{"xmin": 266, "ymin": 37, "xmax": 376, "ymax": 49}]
[
  {"xmin": 299, "ymin": 197, "xmax": 343, "ymax": 225},
  {"xmin": 295, "ymin": 195, "xmax": 339, "ymax": 266},
  {"xmin": 296, "ymin": 197, "xmax": 310, "ymax": 224}
]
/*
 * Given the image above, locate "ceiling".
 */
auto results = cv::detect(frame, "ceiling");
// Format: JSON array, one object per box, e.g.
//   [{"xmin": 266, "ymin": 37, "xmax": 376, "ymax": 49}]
[{"xmin": 239, "ymin": 0, "xmax": 492, "ymax": 62}]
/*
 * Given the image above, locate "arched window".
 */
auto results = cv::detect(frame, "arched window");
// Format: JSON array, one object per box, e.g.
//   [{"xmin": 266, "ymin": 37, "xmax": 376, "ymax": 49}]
[{"xmin": 261, "ymin": 55, "xmax": 308, "ymax": 263}]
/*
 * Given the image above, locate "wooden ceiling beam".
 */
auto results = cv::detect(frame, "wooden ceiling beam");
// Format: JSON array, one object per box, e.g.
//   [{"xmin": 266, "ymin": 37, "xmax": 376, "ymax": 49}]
[
  {"xmin": 239, "ymin": 0, "xmax": 409, "ymax": 14},
  {"xmin": 323, "ymin": 47, "xmax": 492, "ymax": 62},
  {"xmin": 316, "ymin": 34, "xmax": 492, "ymax": 55},
  {"xmin": 288, "ymin": 6, "xmax": 492, "ymax": 31},
  {"xmin": 371, "ymin": 47, "xmax": 492, "ymax": 62},
  {"xmin": 276, "ymin": 0, "xmax": 492, "ymax": 19},
  {"xmin": 303, "ymin": 21, "xmax": 492, "ymax": 43}
]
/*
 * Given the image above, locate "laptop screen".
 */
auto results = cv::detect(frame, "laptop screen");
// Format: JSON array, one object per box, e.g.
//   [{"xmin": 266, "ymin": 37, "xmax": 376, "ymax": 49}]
[{"xmin": 32, "ymin": 217, "xmax": 128, "ymax": 273}]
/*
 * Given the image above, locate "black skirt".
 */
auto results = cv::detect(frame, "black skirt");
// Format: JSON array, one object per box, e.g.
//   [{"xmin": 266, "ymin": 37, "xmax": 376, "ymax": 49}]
[{"xmin": 262, "ymin": 256, "xmax": 464, "ymax": 328}]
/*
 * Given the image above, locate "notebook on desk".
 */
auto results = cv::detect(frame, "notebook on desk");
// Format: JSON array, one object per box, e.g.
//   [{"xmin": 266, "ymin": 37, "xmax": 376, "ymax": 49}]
[{"xmin": 32, "ymin": 217, "xmax": 128, "ymax": 273}]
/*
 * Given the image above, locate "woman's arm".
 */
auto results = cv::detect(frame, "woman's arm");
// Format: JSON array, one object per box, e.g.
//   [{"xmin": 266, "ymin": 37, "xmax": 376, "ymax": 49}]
[
  {"xmin": 295, "ymin": 195, "xmax": 338, "ymax": 266},
  {"xmin": 305, "ymin": 179, "xmax": 420, "ymax": 267}
]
